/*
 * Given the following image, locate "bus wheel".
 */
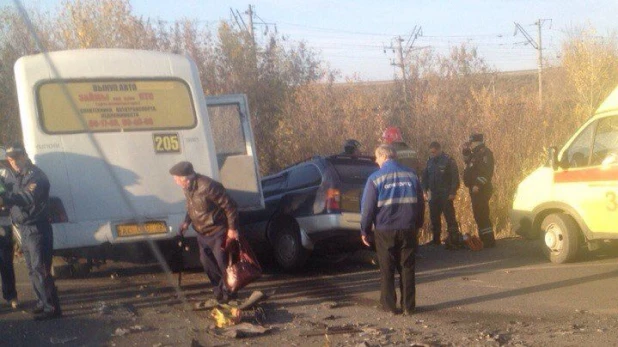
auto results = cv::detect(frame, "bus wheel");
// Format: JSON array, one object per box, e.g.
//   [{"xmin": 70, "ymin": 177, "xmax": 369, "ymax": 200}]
[
  {"xmin": 272, "ymin": 218, "xmax": 310, "ymax": 272},
  {"xmin": 541, "ymin": 213, "xmax": 580, "ymax": 264}
]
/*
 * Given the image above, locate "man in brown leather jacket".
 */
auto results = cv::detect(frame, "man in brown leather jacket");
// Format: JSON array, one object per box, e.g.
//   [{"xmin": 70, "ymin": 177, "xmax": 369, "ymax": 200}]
[{"xmin": 170, "ymin": 161, "xmax": 239, "ymax": 303}]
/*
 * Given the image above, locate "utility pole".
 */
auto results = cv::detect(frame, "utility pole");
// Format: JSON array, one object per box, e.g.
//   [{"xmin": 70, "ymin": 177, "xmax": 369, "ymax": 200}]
[
  {"xmin": 536, "ymin": 20, "xmax": 543, "ymax": 107},
  {"xmin": 246, "ymin": 4, "xmax": 255, "ymax": 46},
  {"xmin": 231, "ymin": 5, "xmax": 276, "ymax": 49},
  {"xmin": 514, "ymin": 19, "xmax": 551, "ymax": 109},
  {"xmin": 395, "ymin": 36, "xmax": 408, "ymax": 103},
  {"xmin": 384, "ymin": 26, "xmax": 423, "ymax": 104}
]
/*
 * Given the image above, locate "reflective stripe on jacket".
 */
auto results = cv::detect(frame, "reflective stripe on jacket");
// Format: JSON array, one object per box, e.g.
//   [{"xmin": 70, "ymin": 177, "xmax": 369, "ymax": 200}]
[{"xmin": 361, "ymin": 160, "xmax": 424, "ymax": 236}]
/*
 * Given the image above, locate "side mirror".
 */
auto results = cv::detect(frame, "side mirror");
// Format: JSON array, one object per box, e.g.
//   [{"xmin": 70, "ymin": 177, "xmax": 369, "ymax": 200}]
[
  {"xmin": 558, "ymin": 152, "xmax": 570, "ymax": 170},
  {"xmin": 547, "ymin": 146, "xmax": 558, "ymax": 170}
]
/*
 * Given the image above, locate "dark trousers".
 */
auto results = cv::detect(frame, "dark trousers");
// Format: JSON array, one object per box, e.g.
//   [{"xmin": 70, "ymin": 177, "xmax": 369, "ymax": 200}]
[
  {"xmin": 19, "ymin": 222, "xmax": 60, "ymax": 312},
  {"xmin": 0, "ymin": 225, "xmax": 17, "ymax": 302},
  {"xmin": 196, "ymin": 229, "xmax": 230, "ymax": 298},
  {"xmin": 374, "ymin": 229, "xmax": 416, "ymax": 313},
  {"xmin": 470, "ymin": 189, "xmax": 495, "ymax": 246},
  {"xmin": 429, "ymin": 195, "xmax": 459, "ymax": 243}
]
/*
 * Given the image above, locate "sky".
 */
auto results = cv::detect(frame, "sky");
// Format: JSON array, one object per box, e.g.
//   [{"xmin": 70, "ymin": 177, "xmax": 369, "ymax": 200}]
[{"xmin": 4, "ymin": 0, "xmax": 618, "ymax": 81}]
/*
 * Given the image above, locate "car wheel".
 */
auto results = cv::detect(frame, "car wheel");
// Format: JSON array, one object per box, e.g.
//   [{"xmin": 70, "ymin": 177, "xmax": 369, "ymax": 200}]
[
  {"xmin": 541, "ymin": 213, "xmax": 580, "ymax": 264},
  {"xmin": 272, "ymin": 219, "xmax": 310, "ymax": 271}
]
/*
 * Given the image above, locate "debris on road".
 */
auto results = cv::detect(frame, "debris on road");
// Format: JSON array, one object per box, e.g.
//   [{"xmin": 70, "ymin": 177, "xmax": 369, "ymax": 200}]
[
  {"xmin": 211, "ymin": 305, "xmax": 241, "ymax": 328},
  {"xmin": 112, "ymin": 325, "xmax": 150, "ymax": 337},
  {"xmin": 221, "ymin": 322, "xmax": 271, "ymax": 338},
  {"xmin": 49, "ymin": 336, "xmax": 78, "ymax": 345},
  {"xmin": 299, "ymin": 324, "xmax": 364, "ymax": 337},
  {"xmin": 238, "ymin": 290, "xmax": 266, "ymax": 310},
  {"xmin": 194, "ymin": 299, "xmax": 218, "ymax": 311},
  {"xmin": 95, "ymin": 301, "xmax": 111, "ymax": 315},
  {"xmin": 320, "ymin": 301, "xmax": 338, "ymax": 309},
  {"xmin": 112, "ymin": 328, "xmax": 131, "ymax": 337}
]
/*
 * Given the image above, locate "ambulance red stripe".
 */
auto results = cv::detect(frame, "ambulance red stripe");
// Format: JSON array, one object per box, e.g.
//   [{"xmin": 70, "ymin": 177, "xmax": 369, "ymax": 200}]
[{"xmin": 554, "ymin": 165, "xmax": 618, "ymax": 183}]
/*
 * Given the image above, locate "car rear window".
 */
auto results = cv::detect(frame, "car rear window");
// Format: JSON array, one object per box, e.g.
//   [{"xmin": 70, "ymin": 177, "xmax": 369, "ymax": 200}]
[{"xmin": 329, "ymin": 158, "xmax": 378, "ymax": 184}]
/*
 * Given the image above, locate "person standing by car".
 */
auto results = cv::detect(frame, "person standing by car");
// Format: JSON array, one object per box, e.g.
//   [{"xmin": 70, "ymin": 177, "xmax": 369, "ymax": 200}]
[
  {"xmin": 422, "ymin": 141, "xmax": 462, "ymax": 248},
  {"xmin": 382, "ymin": 126, "xmax": 421, "ymax": 174},
  {"xmin": 169, "ymin": 161, "xmax": 239, "ymax": 303},
  {"xmin": 360, "ymin": 144, "xmax": 424, "ymax": 315},
  {"xmin": 0, "ymin": 148, "xmax": 18, "ymax": 310},
  {"xmin": 342, "ymin": 139, "xmax": 362, "ymax": 155},
  {"xmin": 462, "ymin": 134, "xmax": 496, "ymax": 247},
  {"xmin": 0, "ymin": 143, "xmax": 60, "ymax": 320}
]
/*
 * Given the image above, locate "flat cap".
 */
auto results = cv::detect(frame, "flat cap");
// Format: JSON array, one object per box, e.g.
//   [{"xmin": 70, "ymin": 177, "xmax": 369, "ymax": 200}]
[
  {"xmin": 469, "ymin": 133, "xmax": 484, "ymax": 143},
  {"xmin": 169, "ymin": 161, "xmax": 195, "ymax": 176},
  {"xmin": 5, "ymin": 143, "xmax": 26, "ymax": 158}
]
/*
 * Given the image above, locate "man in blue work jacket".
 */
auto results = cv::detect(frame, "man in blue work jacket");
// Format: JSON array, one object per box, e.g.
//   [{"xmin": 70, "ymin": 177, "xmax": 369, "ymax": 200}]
[
  {"xmin": 361, "ymin": 144, "xmax": 424, "ymax": 315},
  {"xmin": 0, "ymin": 144, "xmax": 61, "ymax": 320}
]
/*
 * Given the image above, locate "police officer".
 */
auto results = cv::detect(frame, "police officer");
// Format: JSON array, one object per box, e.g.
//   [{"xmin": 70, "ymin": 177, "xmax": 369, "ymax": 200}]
[
  {"xmin": 342, "ymin": 139, "xmax": 361, "ymax": 155},
  {"xmin": 382, "ymin": 127, "xmax": 421, "ymax": 174},
  {"xmin": 0, "ymin": 148, "xmax": 18, "ymax": 309},
  {"xmin": 422, "ymin": 141, "xmax": 462, "ymax": 248},
  {"xmin": 0, "ymin": 143, "xmax": 61, "ymax": 319},
  {"xmin": 462, "ymin": 134, "xmax": 496, "ymax": 247}
]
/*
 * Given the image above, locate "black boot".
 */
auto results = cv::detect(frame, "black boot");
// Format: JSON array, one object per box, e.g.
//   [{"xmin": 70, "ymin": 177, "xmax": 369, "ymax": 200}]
[
  {"xmin": 445, "ymin": 232, "xmax": 463, "ymax": 250},
  {"xmin": 480, "ymin": 231, "xmax": 496, "ymax": 248}
]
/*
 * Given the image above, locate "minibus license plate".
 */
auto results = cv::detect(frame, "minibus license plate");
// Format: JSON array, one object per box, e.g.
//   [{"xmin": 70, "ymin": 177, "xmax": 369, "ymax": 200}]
[{"xmin": 117, "ymin": 221, "xmax": 168, "ymax": 237}]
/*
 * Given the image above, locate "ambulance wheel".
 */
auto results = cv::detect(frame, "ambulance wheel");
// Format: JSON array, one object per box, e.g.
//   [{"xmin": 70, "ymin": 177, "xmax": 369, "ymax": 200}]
[
  {"xmin": 541, "ymin": 213, "xmax": 580, "ymax": 264},
  {"xmin": 272, "ymin": 218, "xmax": 310, "ymax": 272}
]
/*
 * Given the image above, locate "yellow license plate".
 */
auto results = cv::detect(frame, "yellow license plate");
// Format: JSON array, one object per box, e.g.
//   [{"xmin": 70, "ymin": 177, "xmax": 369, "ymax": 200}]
[{"xmin": 116, "ymin": 221, "xmax": 168, "ymax": 237}]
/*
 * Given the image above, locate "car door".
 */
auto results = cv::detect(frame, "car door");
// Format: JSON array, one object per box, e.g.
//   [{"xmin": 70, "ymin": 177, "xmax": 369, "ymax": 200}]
[
  {"xmin": 587, "ymin": 115, "xmax": 618, "ymax": 234},
  {"xmin": 206, "ymin": 94, "xmax": 264, "ymax": 210}
]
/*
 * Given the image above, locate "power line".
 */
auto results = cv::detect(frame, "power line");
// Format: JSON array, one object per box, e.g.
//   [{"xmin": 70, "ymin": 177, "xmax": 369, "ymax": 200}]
[{"xmin": 274, "ymin": 22, "xmax": 399, "ymax": 37}]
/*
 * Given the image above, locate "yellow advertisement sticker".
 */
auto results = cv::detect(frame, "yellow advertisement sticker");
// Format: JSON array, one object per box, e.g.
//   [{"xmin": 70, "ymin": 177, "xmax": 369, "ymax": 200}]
[{"xmin": 37, "ymin": 79, "xmax": 196, "ymax": 133}]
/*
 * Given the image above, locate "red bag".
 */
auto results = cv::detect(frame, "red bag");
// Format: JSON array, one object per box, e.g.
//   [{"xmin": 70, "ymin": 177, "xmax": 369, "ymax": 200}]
[{"xmin": 224, "ymin": 236, "xmax": 262, "ymax": 293}]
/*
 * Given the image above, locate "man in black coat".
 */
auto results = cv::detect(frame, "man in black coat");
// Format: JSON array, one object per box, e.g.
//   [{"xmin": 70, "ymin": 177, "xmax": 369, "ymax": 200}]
[
  {"xmin": 462, "ymin": 134, "xmax": 496, "ymax": 247},
  {"xmin": 422, "ymin": 142, "xmax": 462, "ymax": 248}
]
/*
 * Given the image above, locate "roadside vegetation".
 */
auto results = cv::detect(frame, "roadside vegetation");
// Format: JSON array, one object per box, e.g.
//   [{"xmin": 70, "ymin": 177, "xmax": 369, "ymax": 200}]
[{"xmin": 1, "ymin": 0, "xmax": 617, "ymax": 238}]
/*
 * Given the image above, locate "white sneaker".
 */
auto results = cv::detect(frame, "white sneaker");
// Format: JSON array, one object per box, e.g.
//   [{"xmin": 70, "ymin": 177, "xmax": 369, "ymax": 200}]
[{"xmin": 10, "ymin": 299, "xmax": 19, "ymax": 309}]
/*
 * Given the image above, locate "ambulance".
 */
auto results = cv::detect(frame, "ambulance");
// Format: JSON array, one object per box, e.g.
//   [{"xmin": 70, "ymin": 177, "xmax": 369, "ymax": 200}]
[{"xmin": 510, "ymin": 87, "xmax": 618, "ymax": 263}]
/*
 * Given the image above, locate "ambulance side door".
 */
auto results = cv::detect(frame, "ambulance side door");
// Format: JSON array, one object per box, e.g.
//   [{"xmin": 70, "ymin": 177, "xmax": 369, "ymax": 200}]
[{"xmin": 588, "ymin": 115, "xmax": 618, "ymax": 233}]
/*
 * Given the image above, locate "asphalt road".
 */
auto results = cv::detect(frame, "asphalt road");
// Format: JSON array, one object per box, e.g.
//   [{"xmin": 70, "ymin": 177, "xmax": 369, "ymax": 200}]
[{"xmin": 2, "ymin": 237, "xmax": 618, "ymax": 346}]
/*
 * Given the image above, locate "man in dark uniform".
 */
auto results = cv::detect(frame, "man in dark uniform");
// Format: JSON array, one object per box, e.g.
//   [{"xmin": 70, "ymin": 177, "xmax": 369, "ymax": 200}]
[
  {"xmin": 170, "ymin": 161, "xmax": 239, "ymax": 303},
  {"xmin": 0, "ymin": 148, "xmax": 18, "ymax": 309},
  {"xmin": 342, "ymin": 139, "xmax": 361, "ymax": 155},
  {"xmin": 361, "ymin": 145, "xmax": 424, "ymax": 315},
  {"xmin": 0, "ymin": 143, "xmax": 61, "ymax": 320},
  {"xmin": 422, "ymin": 141, "xmax": 462, "ymax": 248},
  {"xmin": 462, "ymin": 134, "xmax": 496, "ymax": 247},
  {"xmin": 382, "ymin": 127, "xmax": 421, "ymax": 175}
]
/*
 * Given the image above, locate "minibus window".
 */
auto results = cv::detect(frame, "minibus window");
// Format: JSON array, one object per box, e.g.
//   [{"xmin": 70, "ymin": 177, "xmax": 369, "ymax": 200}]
[
  {"xmin": 591, "ymin": 116, "xmax": 618, "ymax": 166},
  {"xmin": 564, "ymin": 121, "xmax": 596, "ymax": 168}
]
